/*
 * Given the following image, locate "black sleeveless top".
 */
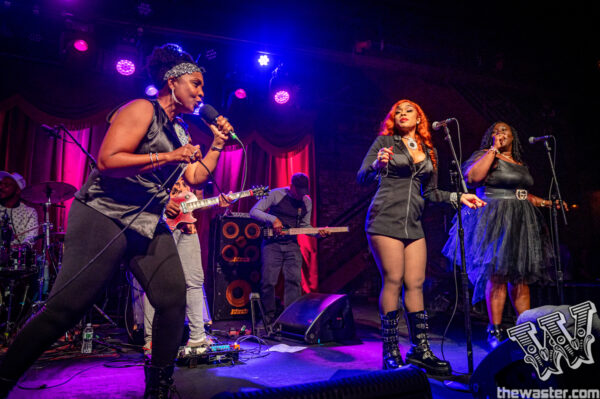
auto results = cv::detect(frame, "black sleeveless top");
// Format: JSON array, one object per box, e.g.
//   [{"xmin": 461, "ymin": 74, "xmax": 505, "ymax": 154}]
[
  {"xmin": 75, "ymin": 100, "xmax": 188, "ymax": 238},
  {"xmin": 463, "ymin": 150, "xmax": 534, "ymax": 190}
]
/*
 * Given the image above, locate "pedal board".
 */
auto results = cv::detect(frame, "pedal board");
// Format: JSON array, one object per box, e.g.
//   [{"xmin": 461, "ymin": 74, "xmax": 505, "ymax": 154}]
[{"xmin": 176, "ymin": 343, "xmax": 242, "ymax": 368}]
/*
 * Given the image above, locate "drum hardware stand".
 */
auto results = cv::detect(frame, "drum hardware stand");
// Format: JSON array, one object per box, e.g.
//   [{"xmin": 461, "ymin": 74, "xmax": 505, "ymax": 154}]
[
  {"xmin": 249, "ymin": 292, "xmax": 272, "ymax": 337},
  {"xmin": 2, "ymin": 279, "xmax": 17, "ymax": 343}
]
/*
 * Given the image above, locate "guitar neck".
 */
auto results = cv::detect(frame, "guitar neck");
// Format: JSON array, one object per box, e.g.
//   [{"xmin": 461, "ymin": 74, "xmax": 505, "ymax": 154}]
[
  {"xmin": 181, "ymin": 190, "xmax": 253, "ymax": 213},
  {"xmin": 265, "ymin": 226, "xmax": 349, "ymax": 237}
]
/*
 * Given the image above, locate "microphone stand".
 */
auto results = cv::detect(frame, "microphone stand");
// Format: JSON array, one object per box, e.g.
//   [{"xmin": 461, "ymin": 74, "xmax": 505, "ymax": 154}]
[
  {"xmin": 543, "ymin": 139, "xmax": 567, "ymax": 304},
  {"xmin": 440, "ymin": 123, "xmax": 473, "ymax": 391},
  {"xmin": 51, "ymin": 124, "xmax": 116, "ymax": 326},
  {"xmin": 57, "ymin": 124, "xmax": 98, "ymax": 171}
]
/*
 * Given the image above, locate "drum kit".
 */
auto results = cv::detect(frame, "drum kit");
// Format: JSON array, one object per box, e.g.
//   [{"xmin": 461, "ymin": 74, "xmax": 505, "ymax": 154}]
[{"xmin": 0, "ymin": 181, "xmax": 76, "ymax": 343}]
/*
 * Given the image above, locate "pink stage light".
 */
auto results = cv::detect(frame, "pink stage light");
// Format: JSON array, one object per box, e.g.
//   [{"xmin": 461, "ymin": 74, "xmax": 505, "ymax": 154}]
[
  {"xmin": 273, "ymin": 90, "xmax": 290, "ymax": 104},
  {"xmin": 234, "ymin": 88, "xmax": 247, "ymax": 99},
  {"xmin": 145, "ymin": 85, "xmax": 158, "ymax": 96},
  {"xmin": 116, "ymin": 59, "xmax": 135, "ymax": 76},
  {"xmin": 73, "ymin": 39, "xmax": 88, "ymax": 52}
]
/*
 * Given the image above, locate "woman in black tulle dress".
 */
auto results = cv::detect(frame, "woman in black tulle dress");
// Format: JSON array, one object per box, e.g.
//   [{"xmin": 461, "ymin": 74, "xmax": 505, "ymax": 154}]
[{"xmin": 442, "ymin": 121, "xmax": 559, "ymax": 348}]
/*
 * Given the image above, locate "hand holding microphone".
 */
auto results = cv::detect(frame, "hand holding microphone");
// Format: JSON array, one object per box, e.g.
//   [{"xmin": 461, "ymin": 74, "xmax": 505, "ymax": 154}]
[
  {"xmin": 199, "ymin": 104, "xmax": 241, "ymax": 146},
  {"xmin": 374, "ymin": 146, "xmax": 394, "ymax": 169}
]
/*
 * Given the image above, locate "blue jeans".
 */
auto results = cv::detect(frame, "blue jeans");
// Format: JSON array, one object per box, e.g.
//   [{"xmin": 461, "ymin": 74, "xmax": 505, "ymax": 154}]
[{"xmin": 260, "ymin": 241, "xmax": 303, "ymax": 320}]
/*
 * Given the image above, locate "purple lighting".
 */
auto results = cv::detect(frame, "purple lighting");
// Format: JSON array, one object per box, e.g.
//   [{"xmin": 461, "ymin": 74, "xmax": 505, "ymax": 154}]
[
  {"xmin": 73, "ymin": 39, "xmax": 88, "ymax": 52},
  {"xmin": 116, "ymin": 59, "xmax": 135, "ymax": 76},
  {"xmin": 145, "ymin": 85, "xmax": 158, "ymax": 96},
  {"xmin": 273, "ymin": 90, "xmax": 290, "ymax": 104},
  {"xmin": 234, "ymin": 88, "xmax": 247, "ymax": 99}
]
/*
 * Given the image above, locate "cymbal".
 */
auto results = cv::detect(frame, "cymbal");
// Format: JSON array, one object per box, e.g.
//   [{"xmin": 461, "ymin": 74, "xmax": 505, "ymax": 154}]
[{"xmin": 21, "ymin": 181, "xmax": 77, "ymax": 204}]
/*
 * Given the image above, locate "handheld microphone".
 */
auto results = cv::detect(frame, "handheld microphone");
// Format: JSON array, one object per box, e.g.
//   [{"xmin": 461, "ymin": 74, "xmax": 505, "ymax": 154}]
[
  {"xmin": 528, "ymin": 135, "xmax": 553, "ymax": 144},
  {"xmin": 431, "ymin": 118, "xmax": 455, "ymax": 131},
  {"xmin": 198, "ymin": 104, "xmax": 241, "ymax": 143},
  {"xmin": 41, "ymin": 124, "xmax": 61, "ymax": 138}
]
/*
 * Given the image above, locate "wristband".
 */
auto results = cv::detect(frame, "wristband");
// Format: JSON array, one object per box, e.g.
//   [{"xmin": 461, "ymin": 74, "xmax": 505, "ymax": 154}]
[{"xmin": 211, "ymin": 146, "xmax": 224, "ymax": 152}]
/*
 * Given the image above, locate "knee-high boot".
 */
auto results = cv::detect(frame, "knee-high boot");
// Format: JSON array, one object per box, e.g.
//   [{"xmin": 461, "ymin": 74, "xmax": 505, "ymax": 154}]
[
  {"xmin": 380, "ymin": 310, "xmax": 404, "ymax": 369},
  {"xmin": 404, "ymin": 310, "xmax": 452, "ymax": 376},
  {"xmin": 144, "ymin": 362, "xmax": 176, "ymax": 399}
]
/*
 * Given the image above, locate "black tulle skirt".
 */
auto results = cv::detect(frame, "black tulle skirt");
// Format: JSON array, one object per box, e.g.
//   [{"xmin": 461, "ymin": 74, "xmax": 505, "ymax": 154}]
[{"xmin": 442, "ymin": 198, "xmax": 554, "ymax": 304}]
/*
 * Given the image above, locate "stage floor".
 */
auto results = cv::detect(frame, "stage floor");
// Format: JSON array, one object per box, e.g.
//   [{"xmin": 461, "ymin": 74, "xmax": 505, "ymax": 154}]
[{"xmin": 3, "ymin": 299, "xmax": 496, "ymax": 399}]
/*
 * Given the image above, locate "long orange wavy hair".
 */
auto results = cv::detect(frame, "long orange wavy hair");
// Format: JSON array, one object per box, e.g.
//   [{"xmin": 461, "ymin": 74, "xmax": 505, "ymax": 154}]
[{"xmin": 378, "ymin": 99, "xmax": 436, "ymax": 169}]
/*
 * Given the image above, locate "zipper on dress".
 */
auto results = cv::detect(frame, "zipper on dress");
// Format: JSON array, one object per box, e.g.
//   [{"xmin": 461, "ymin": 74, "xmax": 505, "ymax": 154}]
[{"xmin": 405, "ymin": 173, "xmax": 414, "ymax": 237}]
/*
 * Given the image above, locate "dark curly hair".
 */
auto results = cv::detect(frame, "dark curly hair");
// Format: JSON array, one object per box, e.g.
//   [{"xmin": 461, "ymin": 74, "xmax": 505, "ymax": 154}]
[
  {"xmin": 479, "ymin": 121, "xmax": 526, "ymax": 165},
  {"xmin": 146, "ymin": 43, "xmax": 202, "ymax": 88}
]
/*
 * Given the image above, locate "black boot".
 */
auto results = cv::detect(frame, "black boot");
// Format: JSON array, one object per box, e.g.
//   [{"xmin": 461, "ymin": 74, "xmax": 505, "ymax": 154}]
[
  {"xmin": 487, "ymin": 323, "xmax": 507, "ymax": 349},
  {"xmin": 144, "ymin": 363, "xmax": 176, "ymax": 399},
  {"xmin": 380, "ymin": 310, "xmax": 404, "ymax": 369},
  {"xmin": 404, "ymin": 310, "xmax": 452, "ymax": 376}
]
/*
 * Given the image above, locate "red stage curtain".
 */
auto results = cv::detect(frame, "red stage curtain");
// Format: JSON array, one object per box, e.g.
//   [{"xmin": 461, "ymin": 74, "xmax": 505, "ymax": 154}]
[{"xmin": 0, "ymin": 96, "xmax": 108, "ymax": 234}]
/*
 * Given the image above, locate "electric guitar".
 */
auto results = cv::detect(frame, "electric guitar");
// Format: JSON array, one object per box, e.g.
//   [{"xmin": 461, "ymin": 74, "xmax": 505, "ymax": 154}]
[
  {"xmin": 263, "ymin": 226, "xmax": 350, "ymax": 238},
  {"xmin": 166, "ymin": 186, "xmax": 270, "ymax": 231}
]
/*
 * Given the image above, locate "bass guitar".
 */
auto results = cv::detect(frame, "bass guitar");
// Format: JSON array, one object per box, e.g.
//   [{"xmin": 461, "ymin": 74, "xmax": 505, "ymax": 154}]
[{"xmin": 263, "ymin": 226, "xmax": 349, "ymax": 238}]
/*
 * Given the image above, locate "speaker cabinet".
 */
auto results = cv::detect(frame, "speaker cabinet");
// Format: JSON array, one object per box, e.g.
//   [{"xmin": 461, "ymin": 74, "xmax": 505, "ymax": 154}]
[
  {"xmin": 273, "ymin": 293, "xmax": 356, "ymax": 344},
  {"xmin": 210, "ymin": 214, "xmax": 263, "ymax": 321}
]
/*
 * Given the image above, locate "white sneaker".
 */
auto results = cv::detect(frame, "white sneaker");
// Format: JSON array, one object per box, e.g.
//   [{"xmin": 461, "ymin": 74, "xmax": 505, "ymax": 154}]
[{"xmin": 143, "ymin": 339, "xmax": 152, "ymax": 357}]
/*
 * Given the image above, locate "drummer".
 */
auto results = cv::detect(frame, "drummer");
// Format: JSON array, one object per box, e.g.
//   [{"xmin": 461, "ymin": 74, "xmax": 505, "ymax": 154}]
[{"xmin": 0, "ymin": 172, "xmax": 38, "ymax": 247}]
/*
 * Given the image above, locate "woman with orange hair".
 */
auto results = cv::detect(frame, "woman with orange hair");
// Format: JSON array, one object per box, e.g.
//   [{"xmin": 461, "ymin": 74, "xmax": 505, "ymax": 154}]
[{"xmin": 357, "ymin": 100, "xmax": 485, "ymax": 375}]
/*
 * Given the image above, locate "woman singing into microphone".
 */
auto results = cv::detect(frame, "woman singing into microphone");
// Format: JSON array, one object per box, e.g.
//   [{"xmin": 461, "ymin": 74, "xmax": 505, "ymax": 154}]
[{"xmin": 0, "ymin": 43, "xmax": 232, "ymax": 398}]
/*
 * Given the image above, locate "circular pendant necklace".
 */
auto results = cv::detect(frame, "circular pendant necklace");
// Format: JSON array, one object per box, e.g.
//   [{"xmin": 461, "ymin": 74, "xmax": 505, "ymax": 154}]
[{"xmin": 403, "ymin": 136, "xmax": 418, "ymax": 150}]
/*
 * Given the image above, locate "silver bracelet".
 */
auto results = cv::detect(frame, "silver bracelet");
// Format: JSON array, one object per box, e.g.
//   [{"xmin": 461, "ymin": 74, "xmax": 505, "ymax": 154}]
[
  {"xmin": 450, "ymin": 192, "xmax": 459, "ymax": 208},
  {"xmin": 149, "ymin": 152, "xmax": 155, "ymax": 170}
]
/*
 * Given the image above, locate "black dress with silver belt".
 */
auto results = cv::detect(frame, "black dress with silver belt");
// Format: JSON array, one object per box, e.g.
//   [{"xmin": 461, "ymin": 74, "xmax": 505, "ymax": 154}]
[
  {"xmin": 357, "ymin": 135, "xmax": 454, "ymax": 240},
  {"xmin": 442, "ymin": 150, "xmax": 553, "ymax": 304}
]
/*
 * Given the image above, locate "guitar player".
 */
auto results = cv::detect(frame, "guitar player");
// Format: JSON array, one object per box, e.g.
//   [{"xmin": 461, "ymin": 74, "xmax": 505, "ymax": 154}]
[
  {"xmin": 143, "ymin": 177, "xmax": 230, "ymax": 353},
  {"xmin": 249, "ymin": 173, "xmax": 330, "ymax": 325}
]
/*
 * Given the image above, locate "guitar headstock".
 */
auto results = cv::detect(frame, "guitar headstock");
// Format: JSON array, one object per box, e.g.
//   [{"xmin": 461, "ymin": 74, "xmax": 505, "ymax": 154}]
[{"xmin": 251, "ymin": 185, "xmax": 270, "ymax": 199}]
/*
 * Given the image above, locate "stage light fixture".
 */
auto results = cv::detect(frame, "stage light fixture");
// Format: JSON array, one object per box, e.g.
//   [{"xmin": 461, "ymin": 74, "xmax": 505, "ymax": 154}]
[
  {"xmin": 273, "ymin": 90, "xmax": 290, "ymax": 105},
  {"xmin": 269, "ymin": 63, "xmax": 295, "ymax": 105},
  {"xmin": 116, "ymin": 59, "xmax": 135, "ymax": 76},
  {"xmin": 145, "ymin": 85, "xmax": 158, "ymax": 96},
  {"xmin": 234, "ymin": 88, "xmax": 247, "ymax": 99},
  {"xmin": 258, "ymin": 54, "xmax": 270, "ymax": 66},
  {"xmin": 73, "ymin": 39, "xmax": 88, "ymax": 52}
]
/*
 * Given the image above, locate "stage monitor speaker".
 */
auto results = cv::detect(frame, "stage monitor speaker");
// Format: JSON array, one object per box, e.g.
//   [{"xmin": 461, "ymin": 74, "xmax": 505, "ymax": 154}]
[
  {"xmin": 213, "ymin": 366, "xmax": 431, "ymax": 399},
  {"xmin": 272, "ymin": 293, "xmax": 356, "ymax": 344},
  {"xmin": 210, "ymin": 214, "xmax": 263, "ymax": 321},
  {"xmin": 470, "ymin": 304, "xmax": 600, "ymax": 398}
]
